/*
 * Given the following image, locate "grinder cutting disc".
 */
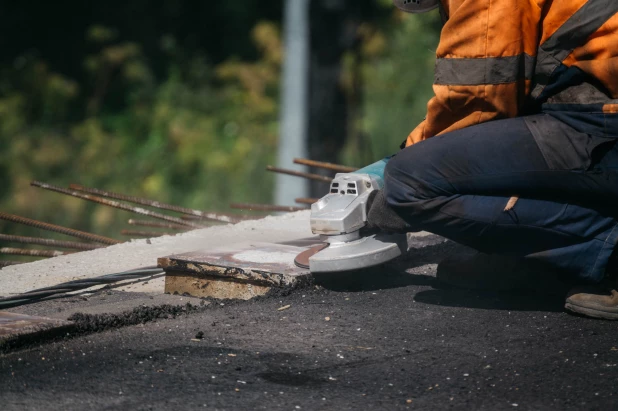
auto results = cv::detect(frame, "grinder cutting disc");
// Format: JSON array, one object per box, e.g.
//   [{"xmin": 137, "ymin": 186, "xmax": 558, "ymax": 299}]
[{"xmin": 294, "ymin": 243, "xmax": 329, "ymax": 269}]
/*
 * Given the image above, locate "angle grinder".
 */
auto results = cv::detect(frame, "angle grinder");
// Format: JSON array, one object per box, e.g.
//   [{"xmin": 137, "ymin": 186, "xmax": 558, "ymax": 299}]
[{"xmin": 295, "ymin": 157, "xmax": 408, "ymax": 272}]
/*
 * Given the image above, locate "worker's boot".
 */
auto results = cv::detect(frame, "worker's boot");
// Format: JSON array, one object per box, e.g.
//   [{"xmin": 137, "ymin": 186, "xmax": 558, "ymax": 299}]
[
  {"xmin": 564, "ymin": 275, "xmax": 618, "ymax": 320},
  {"xmin": 436, "ymin": 248, "xmax": 564, "ymax": 293}
]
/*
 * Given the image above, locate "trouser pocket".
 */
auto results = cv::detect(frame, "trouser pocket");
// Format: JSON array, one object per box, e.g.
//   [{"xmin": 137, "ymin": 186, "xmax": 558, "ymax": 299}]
[{"xmin": 524, "ymin": 114, "xmax": 615, "ymax": 172}]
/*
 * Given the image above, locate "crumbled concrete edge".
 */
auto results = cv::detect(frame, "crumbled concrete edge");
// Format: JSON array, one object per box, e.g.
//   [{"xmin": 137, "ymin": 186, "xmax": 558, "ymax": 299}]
[
  {"xmin": 158, "ymin": 257, "xmax": 307, "ymax": 287},
  {"xmin": 0, "ymin": 303, "xmax": 206, "ymax": 353},
  {"xmin": 0, "ymin": 312, "xmax": 73, "ymax": 349},
  {"xmin": 67, "ymin": 303, "xmax": 207, "ymax": 333},
  {"xmin": 261, "ymin": 274, "xmax": 314, "ymax": 298},
  {"xmin": 0, "ymin": 322, "xmax": 76, "ymax": 353}
]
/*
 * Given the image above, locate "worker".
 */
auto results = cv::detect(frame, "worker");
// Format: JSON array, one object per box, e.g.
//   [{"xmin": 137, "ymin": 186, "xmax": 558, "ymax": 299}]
[{"xmin": 367, "ymin": 0, "xmax": 618, "ymax": 319}]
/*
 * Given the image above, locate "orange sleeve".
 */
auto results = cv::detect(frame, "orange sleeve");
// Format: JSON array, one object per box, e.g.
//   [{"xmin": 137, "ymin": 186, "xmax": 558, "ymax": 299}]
[{"xmin": 406, "ymin": 0, "xmax": 544, "ymax": 147}]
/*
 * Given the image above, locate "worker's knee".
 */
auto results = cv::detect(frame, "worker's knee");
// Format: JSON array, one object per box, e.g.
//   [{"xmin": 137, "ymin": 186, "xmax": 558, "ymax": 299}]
[{"xmin": 384, "ymin": 144, "xmax": 443, "ymax": 206}]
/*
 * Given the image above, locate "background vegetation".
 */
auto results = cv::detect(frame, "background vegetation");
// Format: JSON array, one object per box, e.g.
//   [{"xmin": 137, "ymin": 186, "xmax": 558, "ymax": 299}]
[{"xmin": 0, "ymin": 0, "xmax": 439, "ymax": 254}]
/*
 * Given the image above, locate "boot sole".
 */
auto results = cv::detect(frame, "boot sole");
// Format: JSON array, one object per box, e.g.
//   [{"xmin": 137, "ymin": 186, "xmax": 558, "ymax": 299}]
[{"xmin": 564, "ymin": 301, "xmax": 618, "ymax": 320}]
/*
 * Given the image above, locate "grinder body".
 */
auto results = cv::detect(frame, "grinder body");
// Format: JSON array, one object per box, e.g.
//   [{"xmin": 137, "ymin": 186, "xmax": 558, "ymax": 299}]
[{"xmin": 306, "ymin": 158, "xmax": 407, "ymax": 273}]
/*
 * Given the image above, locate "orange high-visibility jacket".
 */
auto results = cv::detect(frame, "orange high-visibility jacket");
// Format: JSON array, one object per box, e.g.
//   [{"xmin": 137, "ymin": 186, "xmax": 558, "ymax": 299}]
[{"xmin": 406, "ymin": 0, "xmax": 618, "ymax": 147}]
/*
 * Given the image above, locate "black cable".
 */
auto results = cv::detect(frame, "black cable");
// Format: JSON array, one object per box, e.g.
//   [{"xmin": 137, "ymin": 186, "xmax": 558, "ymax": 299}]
[{"xmin": 0, "ymin": 267, "xmax": 164, "ymax": 309}]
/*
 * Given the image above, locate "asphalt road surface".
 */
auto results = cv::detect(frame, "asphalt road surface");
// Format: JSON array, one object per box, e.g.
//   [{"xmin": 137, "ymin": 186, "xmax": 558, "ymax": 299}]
[{"xmin": 1, "ymin": 243, "xmax": 617, "ymax": 410}]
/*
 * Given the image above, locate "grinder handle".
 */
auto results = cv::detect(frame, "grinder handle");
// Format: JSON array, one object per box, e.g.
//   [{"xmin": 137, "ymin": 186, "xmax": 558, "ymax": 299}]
[{"xmin": 353, "ymin": 156, "xmax": 392, "ymax": 185}]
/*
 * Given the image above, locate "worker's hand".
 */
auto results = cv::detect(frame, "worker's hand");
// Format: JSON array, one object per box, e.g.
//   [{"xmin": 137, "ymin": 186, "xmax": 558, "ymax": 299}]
[{"xmin": 363, "ymin": 190, "xmax": 412, "ymax": 234}]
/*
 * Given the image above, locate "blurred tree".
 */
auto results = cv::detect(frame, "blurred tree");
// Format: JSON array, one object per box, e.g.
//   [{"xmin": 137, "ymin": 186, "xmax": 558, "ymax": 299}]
[
  {"xmin": 344, "ymin": 7, "xmax": 441, "ymax": 165},
  {"xmin": 0, "ymin": 0, "xmax": 440, "ymax": 264},
  {"xmin": 0, "ymin": 20, "xmax": 282, "ymax": 244},
  {"xmin": 0, "ymin": 0, "xmax": 282, "ymax": 90},
  {"xmin": 307, "ymin": 0, "xmax": 390, "ymax": 196}
]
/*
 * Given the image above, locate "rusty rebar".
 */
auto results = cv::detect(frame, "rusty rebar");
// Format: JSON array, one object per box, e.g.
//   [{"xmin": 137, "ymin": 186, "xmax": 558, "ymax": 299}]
[
  {"xmin": 127, "ymin": 219, "xmax": 191, "ymax": 231},
  {"xmin": 0, "ymin": 261, "xmax": 23, "ymax": 268},
  {"xmin": 0, "ymin": 234, "xmax": 103, "ymax": 251},
  {"xmin": 180, "ymin": 214, "xmax": 219, "ymax": 221},
  {"xmin": 32, "ymin": 181, "xmax": 203, "ymax": 229},
  {"xmin": 0, "ymin": 212, "xmax": 121, "ymax": 245},
  {"xmin": 180, "ymin": 214, "xmax": 205, "ymax": 220},
  {"xmin": 0, "ymin": 247, "xmax": 71, "ymax": 258},
  {"xmin": 179, "ymin": 213, "xmax": 259, "ymax": 222},
  {"xmin": 293, "ymin": 158, "xmax": 358, "ymax": 173},
  {"xmin": 120, "ymin": 230, "xmax": 170, "ymax": 238},
  {"xmin": 230, "ymin": 203, "xmax": 309, "ymax": 212},
  {"xmin": 265, "ymin": 166, "xmax": 333, "ymax": 183},
  {"xmin": 295, "ymin": 198, "xmax": 319, "ymax": 205},
  {"xmin": 69, "ymin": 184, "xmax": 241, "ymax": 224}
]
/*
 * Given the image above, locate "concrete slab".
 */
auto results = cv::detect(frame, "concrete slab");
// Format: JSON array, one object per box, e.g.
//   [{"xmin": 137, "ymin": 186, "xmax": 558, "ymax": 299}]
[
  {"xmin": 159, "ymin": 242, "xmax": 315, "ymax": 299},
  {"xmin": 0, "ymin": 211, "xmax": 314, "ymax": 297},
  {"xmin": 159, "ymin": 242, "xmax": 313, "ymax": 286}
]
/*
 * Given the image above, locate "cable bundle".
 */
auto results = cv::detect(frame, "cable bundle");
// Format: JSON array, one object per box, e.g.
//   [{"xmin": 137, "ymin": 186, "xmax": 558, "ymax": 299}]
[{"xmin": 0, "ymin": 267, "xmax": 164, "ymax": 309}]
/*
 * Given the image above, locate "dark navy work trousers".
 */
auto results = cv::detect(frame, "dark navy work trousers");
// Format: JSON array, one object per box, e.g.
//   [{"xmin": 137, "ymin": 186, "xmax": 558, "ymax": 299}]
[{"xmin": 384, "ymin": 113, "xmax": 618, "ymax": 282}]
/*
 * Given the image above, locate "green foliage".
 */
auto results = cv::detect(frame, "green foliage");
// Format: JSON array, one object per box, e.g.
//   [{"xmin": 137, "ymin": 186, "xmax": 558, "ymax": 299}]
[
  {"xmin": 0, "ymin": 22, "xmax": 282, "ymax": 240},
  {"xmin": 342, "ymin": 10, "xmax": 440, "ymax": 166},
  {"xmin": 0, "ymin": 5, "xmax": 439, "ymax": 247}
]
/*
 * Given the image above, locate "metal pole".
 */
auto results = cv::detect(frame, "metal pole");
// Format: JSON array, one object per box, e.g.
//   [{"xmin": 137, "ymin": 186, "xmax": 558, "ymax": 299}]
[{"xmin": 276, "ymin": 0, "xmax": 310, "ymax": 206}]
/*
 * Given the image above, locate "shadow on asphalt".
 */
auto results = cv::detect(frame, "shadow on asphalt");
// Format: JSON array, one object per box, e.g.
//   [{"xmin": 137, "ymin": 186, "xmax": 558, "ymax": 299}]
[
  {"xmin": 312, "ymin": 240, "xmax": 451, "ymax": 292},
  {"xmin": 413, "ymin": 288, "xmax": 566, "ymax": 312},
  {"xmin": 313, "ymin": 240, "xmax": 568, "ymax": 313},
  {"xmin": 313, "ymin": 268, "xmax": 437, "ymax": 292},
  {"xmin": 314, "ymin": 267, "xmax": 566, "ymax": 313}
]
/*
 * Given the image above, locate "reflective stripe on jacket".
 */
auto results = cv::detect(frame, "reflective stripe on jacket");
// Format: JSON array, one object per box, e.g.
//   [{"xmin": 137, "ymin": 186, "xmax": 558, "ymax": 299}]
[{"xmin": 405, "ymin": 0, "xmax": 618, "ymax": 147}]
